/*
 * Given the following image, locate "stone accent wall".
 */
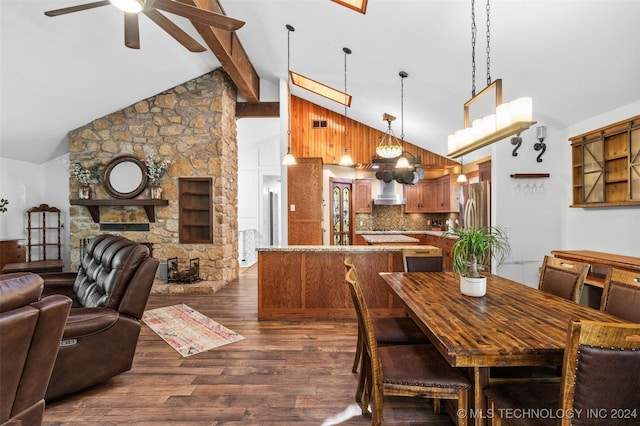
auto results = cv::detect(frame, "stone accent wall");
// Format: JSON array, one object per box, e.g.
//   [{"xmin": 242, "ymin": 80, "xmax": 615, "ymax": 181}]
[{"xmin": 68, "ymin": 69, "xmax": 238, "ymax": 292}]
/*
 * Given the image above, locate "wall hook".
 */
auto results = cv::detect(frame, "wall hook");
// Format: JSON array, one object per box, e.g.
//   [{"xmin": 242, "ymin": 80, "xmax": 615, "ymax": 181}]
[
  {"xmin": 534, "ymin": 126, "xmax": 546, "ymax": 162},
  {"xmin": 511, "ymin": 135, "xmax": 522, "ymax": 156}
]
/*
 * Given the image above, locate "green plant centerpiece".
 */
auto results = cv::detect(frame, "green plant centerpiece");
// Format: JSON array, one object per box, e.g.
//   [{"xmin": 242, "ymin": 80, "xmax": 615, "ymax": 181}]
[{"xmin": 443, "ymin": 226, "xmax": 510, "ymax": 297}]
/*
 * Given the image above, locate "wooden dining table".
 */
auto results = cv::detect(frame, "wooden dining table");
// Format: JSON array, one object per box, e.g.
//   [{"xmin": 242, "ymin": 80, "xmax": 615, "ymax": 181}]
[{"xmin": 379, "ymin": 271, "xmax": 627, "ymax": 426}]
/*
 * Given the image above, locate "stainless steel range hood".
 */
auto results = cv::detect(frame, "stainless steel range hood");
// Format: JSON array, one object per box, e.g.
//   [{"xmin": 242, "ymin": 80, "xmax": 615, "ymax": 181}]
[{"xmin": 373, "ymin": 180, "xmax": 406, "ymax": 205}]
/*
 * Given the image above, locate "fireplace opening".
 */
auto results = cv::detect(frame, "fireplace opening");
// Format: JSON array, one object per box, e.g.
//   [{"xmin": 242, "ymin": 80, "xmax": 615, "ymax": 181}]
[{"xmin": 167, "ymin": 257, "xmax": 202, "ymax": 283}]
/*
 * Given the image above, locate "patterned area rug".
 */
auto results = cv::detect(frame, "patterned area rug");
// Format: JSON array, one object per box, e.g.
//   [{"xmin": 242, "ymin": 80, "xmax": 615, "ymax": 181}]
[{"xmin": 142, "ymin": 304, "xmax": 244, "ymax": 357}]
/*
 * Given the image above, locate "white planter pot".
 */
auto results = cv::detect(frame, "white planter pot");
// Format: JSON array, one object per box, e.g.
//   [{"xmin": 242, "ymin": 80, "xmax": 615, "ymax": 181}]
[{"xmin": 460, "ymin": 275, "xmax": 487, "ymax": 297}]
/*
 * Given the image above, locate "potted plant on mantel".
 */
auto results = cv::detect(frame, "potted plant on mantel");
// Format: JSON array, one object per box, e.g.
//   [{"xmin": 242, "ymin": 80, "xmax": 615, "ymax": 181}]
[{"xmin": 443, "ymin": 226, "xmax": 510, "ymax": 297}]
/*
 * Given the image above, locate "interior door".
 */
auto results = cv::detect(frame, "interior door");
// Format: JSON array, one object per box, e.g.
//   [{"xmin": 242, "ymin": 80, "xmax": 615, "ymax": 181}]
[{"xmin": 330, "ymin": 179, "xmax": 353, "ymax": 245}]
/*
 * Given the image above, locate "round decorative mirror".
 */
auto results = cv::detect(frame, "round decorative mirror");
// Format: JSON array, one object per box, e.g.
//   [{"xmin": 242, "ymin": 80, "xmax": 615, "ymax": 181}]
[{"xmin": 103, "ymin": 156, "xmax": 148, "ymax": 199}]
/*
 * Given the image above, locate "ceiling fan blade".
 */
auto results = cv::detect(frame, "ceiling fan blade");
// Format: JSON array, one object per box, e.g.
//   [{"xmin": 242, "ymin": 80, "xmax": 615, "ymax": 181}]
[
  {"xmin": 124, "ymin": 12, "xmax": 140, "ymax": 49},
  {"xmin": 151, "ymin": 0, "xmax": 245, "ymax": 31},
  {"xmin": 143, "ymin": 10, "xmax": 206, "ymax": 52},
  {"xmin": 44, "ymin": 0, "xmax": 111, "ymax": 17}
]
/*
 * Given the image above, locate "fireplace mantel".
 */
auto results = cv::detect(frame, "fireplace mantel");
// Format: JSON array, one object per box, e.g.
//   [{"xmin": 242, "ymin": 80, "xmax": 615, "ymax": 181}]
[{"xmin": 70, "ymin": 199, "xmax": 169, "ymax": 223}]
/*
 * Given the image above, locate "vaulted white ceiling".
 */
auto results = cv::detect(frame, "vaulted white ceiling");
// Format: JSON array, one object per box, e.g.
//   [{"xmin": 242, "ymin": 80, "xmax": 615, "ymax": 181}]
[{"xmin": 2, "ymin": 0, "xmax": 639, "ymax": 164}]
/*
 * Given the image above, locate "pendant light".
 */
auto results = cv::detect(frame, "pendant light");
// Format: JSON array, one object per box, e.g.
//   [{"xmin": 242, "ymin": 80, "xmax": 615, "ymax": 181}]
[
  {"xmin": 376, "ymin": 113, "xmax": 403, "ymax": 159},
  {"xmin": 447, "ymin": 0, "xmax": 535, "ymax": 158},
  {"xmin": 282, "ymin": 24, "xmax": 297, "ymax": 166},
  {"xmin": 339, "ymin": 47, "xmax": 354, "ymax": 166},
  {"xmin": 395, "ymin": 71, "xmax": 412, "ymax": 169},
  {"xmin": 457, "ymin": 156, "xmax": 468, "ymax": 183}
]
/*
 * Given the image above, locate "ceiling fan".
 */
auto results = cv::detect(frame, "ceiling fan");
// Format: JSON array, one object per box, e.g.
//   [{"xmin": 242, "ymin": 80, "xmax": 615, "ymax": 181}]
[{"xmin": 44, "ymin": 0, "xmax": 245, "ymax": 52}]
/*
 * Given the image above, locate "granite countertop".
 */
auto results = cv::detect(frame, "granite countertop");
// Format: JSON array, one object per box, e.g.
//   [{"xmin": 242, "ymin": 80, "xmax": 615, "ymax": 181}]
[
  {"xmin": 356, "ymin": 230, "xmax": 454, "ymax": 238},
  {"xmin": 257, "ymin": 245, "xmax": 438, "ymax": 252},
  {"xmin": 361, "ymin": 234, "xmax": 420, "ymax": 244}
]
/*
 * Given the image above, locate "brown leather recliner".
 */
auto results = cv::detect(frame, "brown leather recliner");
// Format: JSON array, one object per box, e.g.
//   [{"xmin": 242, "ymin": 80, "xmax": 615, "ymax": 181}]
[
  {"xmin": 40, "ymin": 234, "xmax": 159, "ymax": 400},
  {"xmin": 0, "ymin": 272, "xmax": 71, "ymax": 426}
]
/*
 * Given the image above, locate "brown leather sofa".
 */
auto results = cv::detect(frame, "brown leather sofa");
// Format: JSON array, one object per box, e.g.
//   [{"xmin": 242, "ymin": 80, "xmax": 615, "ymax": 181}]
[
  {"xmin": 40, "ymin": 234, "xmax": 159, "ymax": 400},
  {"xmin": 0, "ymin": 272, "xmax": 71, "ymax": 425}
]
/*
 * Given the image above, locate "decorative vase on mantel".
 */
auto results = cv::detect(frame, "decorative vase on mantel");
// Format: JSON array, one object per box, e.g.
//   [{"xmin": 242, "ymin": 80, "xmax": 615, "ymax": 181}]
[
  {"xmin": 78, "ymin": 185, "xmax": 92, "ymax": 200},
  {"xmin": 149, "ymin": 182, "xmax": 163, "ymax": 200}
]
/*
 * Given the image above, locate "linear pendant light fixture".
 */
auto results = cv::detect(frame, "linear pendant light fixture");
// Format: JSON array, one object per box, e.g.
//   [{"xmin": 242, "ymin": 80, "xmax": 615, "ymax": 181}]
[
  {"xmin": 339, "ymin": 47, "xmax": 354, "ymax": 166},
  {"xmin": 282, "ymin": 24, "xmax": 297, "ymax": 166},
  {"xmin": 447, "ymin": 0, "xmax": 535, "ymax": 158}
]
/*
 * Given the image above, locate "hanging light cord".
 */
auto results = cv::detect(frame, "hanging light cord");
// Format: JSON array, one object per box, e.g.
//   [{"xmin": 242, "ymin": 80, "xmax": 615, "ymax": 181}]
[
  {"xmin": 343, "ymin": 47, "xmax": 350, "ymax": 146},
  {"xmin": 471, "ymin": 0, "xmax": 476, "ymax": 97},
  {"xmin": 286, "ymin": 25, "xmax": 294, "ymax": 146},
  {"xmin": 486, "ymin": 0, "xmax": 491, "ymax": 85},
  {"xmin": 400, "ymin": 72, "xmax": 406, "ymax": 141}
]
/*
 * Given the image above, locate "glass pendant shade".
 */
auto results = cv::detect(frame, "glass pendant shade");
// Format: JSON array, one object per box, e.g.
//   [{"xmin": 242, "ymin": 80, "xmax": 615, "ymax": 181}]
[
  {"xmin": 457, "ymin": 173, "xmax": 468, "ymax": 183},
  {"xmin": 376, "ymin": 119, "xmax": 403, "ymax": 158},
  {"xmin": 339, "ymin": 148, "xmax": 354, "ymax": 166},
  {"xmin": 282, "ymin": 148, "xmax": 296, "ymax": 165},
  {"xmin": 110, "ymin": 0, "xmax": 143, "ymax": 13},
  {"xmin": 395, "ymin": 155, "xmax": 411, "ymax": 169}
]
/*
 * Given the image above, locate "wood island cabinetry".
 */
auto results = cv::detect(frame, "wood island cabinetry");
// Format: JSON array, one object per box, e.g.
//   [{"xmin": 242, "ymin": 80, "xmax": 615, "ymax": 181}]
[
  {"xmin": 258, "ymin": 247, "xmax": 423, "ymax": 319},
  {"xmin": 570, "ymin": 115, "xmax": 640, "ymax": 207}
]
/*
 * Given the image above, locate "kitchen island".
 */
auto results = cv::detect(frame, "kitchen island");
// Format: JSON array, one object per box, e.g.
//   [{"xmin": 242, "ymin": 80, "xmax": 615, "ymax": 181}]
[{"xmin": 257, "ymin": 245, "xmax": 439, "ymax": 319}]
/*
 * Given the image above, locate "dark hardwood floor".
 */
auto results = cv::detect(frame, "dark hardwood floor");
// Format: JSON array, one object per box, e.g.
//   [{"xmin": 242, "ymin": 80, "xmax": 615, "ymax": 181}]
[{"xmin": 43, "ymin": 265, "xmax": 455, "ymax": 425}]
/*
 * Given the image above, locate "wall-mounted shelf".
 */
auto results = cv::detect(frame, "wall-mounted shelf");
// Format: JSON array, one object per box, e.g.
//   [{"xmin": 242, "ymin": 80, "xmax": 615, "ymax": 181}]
[
  {"xmin": 70, "ymin": 199, "xmax": 169, "ymax": 223},
  {"xmin": 510, "ymin": 173, "xmax": 550, "ymax": 179}
]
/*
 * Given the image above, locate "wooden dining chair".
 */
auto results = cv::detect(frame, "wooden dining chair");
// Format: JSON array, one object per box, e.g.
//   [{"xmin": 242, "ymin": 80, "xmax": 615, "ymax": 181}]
[
  {"xmin": 402, "ymin": 247, "xmax": 443, "ymax": 272},
  {"xmin": 484, "ymin": 319, "xmax": 640, "ymax": 426},
  {"xmin": 344, "ymin": 258, "xmax": 470, "ymax": 426},
  {"xmin": 344, "ymin": 258, "xmax": 429, "ymax": 374},
  {"xmin": 600, "ymin": 268, "xmax": 640, "ymax": 322},
  {"xmin": 538, "ymin": 255, "xmax": 590, "ymax": 303}
]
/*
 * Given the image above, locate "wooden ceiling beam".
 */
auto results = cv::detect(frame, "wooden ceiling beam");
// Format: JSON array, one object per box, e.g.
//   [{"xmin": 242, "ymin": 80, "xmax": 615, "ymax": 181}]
[
  {"xmin": 236, "ymin": 102, "xmax": 280, "ymax": 118},
  {"xmin": 182, "ymin": 0, "xmax": 261, "ymax": 103}
]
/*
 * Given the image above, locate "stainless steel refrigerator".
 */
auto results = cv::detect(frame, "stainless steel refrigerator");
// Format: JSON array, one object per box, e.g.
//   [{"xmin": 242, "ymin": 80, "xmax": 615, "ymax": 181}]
[{"xmin": 458, "ymin": 181, "xmax": 490, "ymax": 229}]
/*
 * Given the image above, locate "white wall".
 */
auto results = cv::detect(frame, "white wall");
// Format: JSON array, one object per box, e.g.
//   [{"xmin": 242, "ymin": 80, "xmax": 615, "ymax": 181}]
[
  {"xmin": 494, "ymin": 99, "xmax": 640, "ymax": 287},
  {"xmin": 0, "ymin": 154, "xmax": 72, "ymax": 269}
]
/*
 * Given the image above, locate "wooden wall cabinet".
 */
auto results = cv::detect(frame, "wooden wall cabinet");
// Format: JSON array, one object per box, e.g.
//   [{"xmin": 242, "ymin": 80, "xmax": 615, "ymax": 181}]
[
  {"xmin": 570, "ymin": 115, "xmax": 640, "ymax": 207},
  {"xmin": 478, "ymin": 160, "xmax": 492, "ymax": 182},
  {"xmin": 179, "ymin": 177, "xmax": 213, "ymax": 244},
  {"xmin": 434, "ymin": 175, "xmax": 459, "ymax": 212},
  {"xmin": 405, "ymin": 179, "xmax": 433, "ymax": 213},
  {"xmin": 354, "ymin": 179, "xmax": 372, "ymax": 213}
]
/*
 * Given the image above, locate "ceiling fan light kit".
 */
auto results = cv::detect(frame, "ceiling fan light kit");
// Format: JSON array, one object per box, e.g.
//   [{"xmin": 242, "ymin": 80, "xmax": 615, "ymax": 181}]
[
  {"xmin": 44, "ymin": 0, "xmax": 245, "ymax": 52},
  {"xmin": 110, "ymin": 0, "xmax": 143, "ymax": 13}
]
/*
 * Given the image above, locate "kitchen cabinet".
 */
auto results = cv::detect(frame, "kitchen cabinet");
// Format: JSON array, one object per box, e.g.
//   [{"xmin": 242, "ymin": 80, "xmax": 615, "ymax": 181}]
[
  {"xmin": 434, "ymin": 175, "xmax": 459, "ymax": 212},
  {"xmin": 179, "ymin": 177, "xmax": 213, "ymax": 244},
  {"xmin": 404, "ymin": 179, "xmax": 433, "ymax": 213},
  {"xmin": 570, "ymin": 114, "xmax": 640, "ymax": 207},
  {"xmin": 479, "ymin": 160, "xmax": 492, "ymax": 181},
  {"xmin": 354, "ymin": 179, "xmax": 372, "ymax": 213}
]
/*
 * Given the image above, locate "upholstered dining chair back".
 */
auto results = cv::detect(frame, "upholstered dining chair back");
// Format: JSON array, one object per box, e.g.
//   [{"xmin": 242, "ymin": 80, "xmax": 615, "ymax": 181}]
[
  {"xmin": 485, "ymin": 320, "xmax": 640, "ymax": 426},
  {"xmin": 600, "ymin": 268, "xmax": 640, "ymax": 323},
  {"xmin": 40, "ymin": 234, "xmax": 159, "ymax": 400},
  {"xmin": 561, "ymin": 320, "xmax": 640, "ymax": 421},
  {"xmin": 0, "ymin": 273, "xmax": 71, "ymax": 425},
  {"xmin": 402, "ymin": 247, "xmax": 443, "ymax": 272},
  {"xmin": 538, "ymin": 255, "xmax": 590, "ymax": 303}
]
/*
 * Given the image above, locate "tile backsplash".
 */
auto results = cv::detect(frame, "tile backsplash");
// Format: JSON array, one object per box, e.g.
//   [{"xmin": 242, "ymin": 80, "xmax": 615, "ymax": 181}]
[{"xmin": 356, "ymin": 205, "xmax": 458, "ymax": 231}]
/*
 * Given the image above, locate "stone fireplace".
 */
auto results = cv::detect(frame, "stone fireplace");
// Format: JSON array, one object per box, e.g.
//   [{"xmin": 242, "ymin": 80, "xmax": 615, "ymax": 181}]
[{"xmin": 68, "ymin": 69, "xmax": 239, "ymax": 293}]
